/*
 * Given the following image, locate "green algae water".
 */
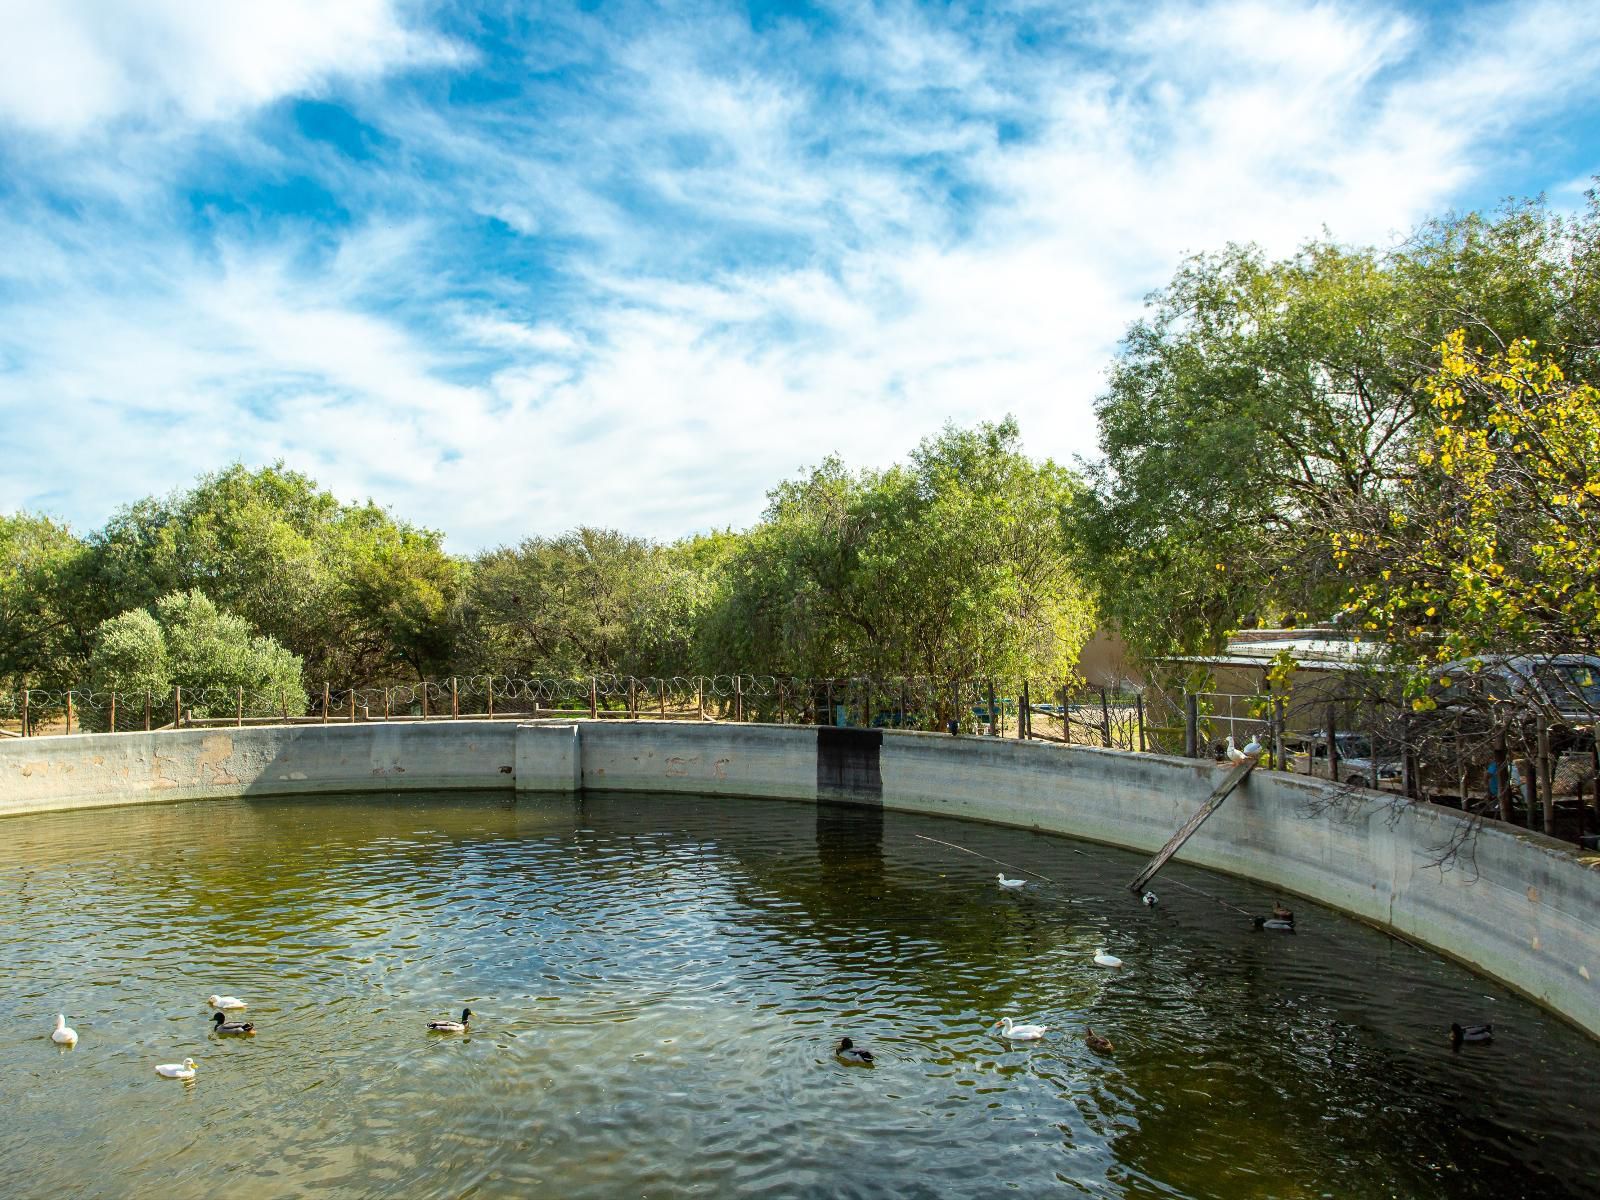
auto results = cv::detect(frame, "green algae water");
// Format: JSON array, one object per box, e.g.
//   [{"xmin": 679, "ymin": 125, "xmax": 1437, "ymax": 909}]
[{"xmin": 3, "ymin": 791, "xmax": 1597, "ymax": 1199}]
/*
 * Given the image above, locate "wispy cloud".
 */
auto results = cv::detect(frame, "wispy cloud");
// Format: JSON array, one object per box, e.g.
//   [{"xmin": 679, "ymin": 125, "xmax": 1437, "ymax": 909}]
[{"xmin": 0, "ymin": 0, "xmax": 1597, "ymax": 548}]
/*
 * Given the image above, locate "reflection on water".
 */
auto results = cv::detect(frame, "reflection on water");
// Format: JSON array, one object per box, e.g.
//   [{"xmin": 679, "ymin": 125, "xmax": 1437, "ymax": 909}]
[{"xmin": 1, "ymin": 791, "xmax": 1596, "ymax": 1199}]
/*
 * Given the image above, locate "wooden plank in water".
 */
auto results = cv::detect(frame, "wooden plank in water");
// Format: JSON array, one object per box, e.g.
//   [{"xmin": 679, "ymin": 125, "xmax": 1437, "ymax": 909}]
[{"xmin": 1127, "ymin": 759, "xmax": 1257, "ymax": 893}]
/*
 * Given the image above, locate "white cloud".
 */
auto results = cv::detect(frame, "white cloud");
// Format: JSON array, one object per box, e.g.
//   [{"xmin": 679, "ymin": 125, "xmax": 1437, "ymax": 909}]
[
  {"xmin": 2, "ymin": 0, "xmax": 1598, "ymax": 549},
  {"xmin": 0, "ymin": 0, "xmax": 461, "ymax": 136}
]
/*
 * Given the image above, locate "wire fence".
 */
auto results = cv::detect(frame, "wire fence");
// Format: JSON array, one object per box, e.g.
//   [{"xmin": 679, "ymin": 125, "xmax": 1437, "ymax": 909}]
[{"xmin": 0, "ymin": 674, "xmax": 1151, "ymax": 745}]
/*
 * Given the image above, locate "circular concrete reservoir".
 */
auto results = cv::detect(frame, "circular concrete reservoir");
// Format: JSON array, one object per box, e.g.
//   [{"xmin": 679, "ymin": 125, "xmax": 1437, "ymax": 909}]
[{"xmin": 5, "ymin": 788, "xmax": 1598, "ymax": 1198}]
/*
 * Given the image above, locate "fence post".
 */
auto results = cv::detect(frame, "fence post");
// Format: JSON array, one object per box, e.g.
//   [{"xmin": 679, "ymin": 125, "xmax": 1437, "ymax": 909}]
[
  {"xmin": 987, "ymin": 680, "xmax": 998, "ymax": 737},
  {"xmin": 322, "ymin": 683, "xmax": 330, "ymax": 725},
  {"xmin": 1100, "ymin": 687, "xmax": 1112, "ymax": 748},
  {"xmin": 826, "ymin": 680, "xmax": 834, "ymax": 726},
  {"xmin": 286, "ymin": 691, "xmax": 294, "ymax": 724},
  {"xmin": 349, "ymin": 686, "xmax": 357, "ymax": 723},
  {"xmin": 950, "ymin": 680, "xmax": 960, "ymax": 734},
  {"xmin": 175, "ymin": 687, "xmax": 182, "ymax": 728},
  {"xmin": 66, "ymin": 690, "xmax": 74, "ymax": 735},
  {"xmin": 487, "ymin": 678, "xmax": 494, "ymax": 720},
  {"xmin": 1490, "ymin": 724, "xmax": 1511, "ymax": 822},
  {"xmin": 659, "ymin": 680, "xmax": 666, "ymax": 720},
  {"xmin": 451, "ymin": 677, "xmax": 459, "ymax": 719},
  {"xmin": 591, "ymin": 678, "xmax": 599, "ymax": 719},
  {"xmin": 109, "ymin": 692, "xmax": 117, "ymax": 733},
  {"xmin": 238, "ymin": 686, "xmax": 244, "ymax": 728},
  {"xmin": 695, "ymin": 677, "xmax": 703, "ymax": 721},
  {"xmin": 1538, "ymin": 721, "xmax": 1555, "ymax": 835},
  {"xmin": 1184, "ymin": 693, "xmax": 1198, "ymax": 758},
  {"xmin": 735, "ymin": 676, "xmax": 744, "ymax": 722},
  {"xmin": 421, "ymin": 682, "xmax": 428, "ymax": 720},
  {"xmin": 1019, "ymin": 681, "xmax": 1030, "ymax": 739},
  {"xmin": 1136, "ymin": 693, "xmax": 1146, "ymax": 753},
  {"xmin": 628, "ymin": 677, "xmax": 637, "ymax": 719},
  {"xmin": 777, "ymin": 679, "xmax": 787, "ymax": 724},
  {"xmin": 1272, "ymin": 697, "xmax": 1287, "ymax": 770},
  {"xmin": 21, "ymin": 687, "xmax": 29, "ymax": 737},
  {"xmin": 144, "ymin": 689, "xmax": 151, "ymax": 732},
  {"xmin": 1326, "ymin": 704, "xmax": 1339, "ymax": 781}
]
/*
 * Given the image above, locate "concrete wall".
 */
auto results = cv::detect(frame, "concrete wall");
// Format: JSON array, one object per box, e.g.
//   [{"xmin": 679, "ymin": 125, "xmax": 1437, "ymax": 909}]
[{"xmin": 2, "ymin": 719, "xmax": 1597, "ymax": 1038}]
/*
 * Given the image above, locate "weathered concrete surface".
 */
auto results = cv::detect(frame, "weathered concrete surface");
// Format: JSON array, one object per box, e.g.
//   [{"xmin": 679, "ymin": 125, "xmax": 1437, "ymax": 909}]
[{"xmin": 2, "ymin": 720, "xmax": 1597, "ymax": 1037}]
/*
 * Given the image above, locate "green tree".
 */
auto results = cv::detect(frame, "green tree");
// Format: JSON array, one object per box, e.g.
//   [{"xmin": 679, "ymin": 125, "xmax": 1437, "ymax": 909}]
[
  {"xmin": 0, "ymin": 512, "xmax": 93, "ymax": 688},
  {"xmin": 701, "ymin": 418, "xmax": 1093, "ymax": 684},
  {"xmin": 1071, "ymin": 193, "xmax": 1600, "ymax": 662},
  {"xmin": 87, "ymin": 590, "xmax": 307, "ymax": 723}
]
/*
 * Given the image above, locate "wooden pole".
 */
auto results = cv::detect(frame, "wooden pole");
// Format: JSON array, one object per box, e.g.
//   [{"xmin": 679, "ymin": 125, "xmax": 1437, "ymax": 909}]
[
  {"xmin": 487, "ymin": 678, "xmax": 494, "ymax": 719},
  {"xmin": 1100, "ymin": 687, "xmax": 1113, "ymax": 748},
  {"xmin": 109, "ymin": 692, "xmax": 116, "ymax": 733},
  {"xmin": 322, "ymin": 683, "xmax": 330, "ymax": 725},
  {"xmin": 628, "ymin": 677, "xmax": 637, "ymax": 719},
  {"xmin": 987, "ymin": 680, "xmax": 997, "ymax": 737},
  {"xmin": 1019, "ymin": 681, "xmax": 1030, "ymax": 739},
  {"xmin": 590, "ymin": 678, "xmax": 599, "ymax": 719},
  {"xmin": 349, "ymin": 686, "xmax": 357, "ymax": 723},
  {"xmin": 735, "ymin": 676, "xmax": 744, "ymax": 722},
  {"xmin": 66, "ymin": 690, "xmax": 73, "ymax": 735},
  {"xmin": 695, "ymin": 677, "xmax": 703, "ymax": 721},
  {"xmin": 1129, "ymin": 758, "xmax": 1258, "ymax": 892},
  {"xmin": 1273, "ymin": 697, "xmax": 1287, "ymax": 771},
  {"xmin": 1136, "ymin": 693, "xmax": 1146, "ymax": 753},
  {"xmin": 382, "ymin": 688, "xmax": 389, "ymax": 721},
  {"xmin": 659, "ymin": 680, "xmax": 666, "ymax": 720},
  {"xmin": 951, "ymin": 680, "xmax": 960, "ymax": 734},
  {"xmin": 1184, "ymin": 693, "xmax": 1198, "ymax": 758},
  {"xmin": 237, "ymin": 686, "xmax": 244, "ymax": 728},
  {"xmin": 1326, "ymin": 704, "xmax": 1339, "ymax": 782},
  {"xmin": 1491, "ymin": 725, "xmax": 1511, "ymax": 821},
  {"xmin": 826, "ymin": 680, "xmax": 834, "ymax": 726},
  {"xmin": 286, "ymin": 691, "xmax": 293, "ymax": 725},
  {"xmin": 778, "ymin": 679, "xmax": 787, "ymax": 724},
  {"xmin": 175, "ymin": 687, "xmax": 183, "ymax": 728},
  {"xmin": 144, "ymin": 689, "xmax": 151, "ymax": 732},
  {"xmin": 1538, "ymin": 721, "xmax": 1555, "ymax": 835},
  {"xmin": 451, "ymin": 677, "xmax": 459, "ymax": 719},
  {"xmin": 20, "ymin": 686, "xmax": 27, "ymax": 737},
  {"xmin": 421, "ymin": 682, "xmax": 428, "ymax": 720}
]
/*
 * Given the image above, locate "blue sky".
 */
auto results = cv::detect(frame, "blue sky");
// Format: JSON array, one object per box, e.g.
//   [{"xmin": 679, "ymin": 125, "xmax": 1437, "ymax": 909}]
[{"xmin": 1, "ymin": 0, "xmax": 1596, "ymax": 550}]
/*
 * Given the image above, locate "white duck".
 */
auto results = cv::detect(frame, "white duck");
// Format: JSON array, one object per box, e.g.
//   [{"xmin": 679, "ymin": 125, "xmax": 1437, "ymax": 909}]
[
  {"xmin": 1093, "ymin": 948, "xmax": 1123, "ymax": 968},
  {"xmin": 992, "ymin": 1016, "xmax": 1048, "ymax": 1041},
  {"xmin": 155, "ymin": 1058, "xmax": 198, "ymax": 1080},
  {"xmin": 208, "ymin": 995, "xmax": 247, "ymax": 1010},
  {"xmin": 1225, "ymin": 736, "xmax": 1247, "ymax": 764},
  {"xmin": 997, "ymin": 873, "xmax": 1026, "ymax": 889},
  {"xmin": 51, "ymin": 1014, "xmax": 78, "ymax": 1046}
]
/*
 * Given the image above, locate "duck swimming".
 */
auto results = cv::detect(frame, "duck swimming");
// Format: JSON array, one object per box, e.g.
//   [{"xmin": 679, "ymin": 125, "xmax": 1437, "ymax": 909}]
[
  {"xmin": 1140, "ymin": 891, "xmax": 1158, "ymax": 907},
  {"xmin": 428, "ymin": 1008, "xmax": 473, "ymax": 1032},
  {"xmin": 1084, "ymin": 1027, "xmax": 1114, "ymax": 1054},
  {"xmin": 1272, "ymin": 900, "xmax": 1294, "ymax": 921},
  {"xmin": 1252, "ymin": 916, "xmax": 1295, "ymax": 932},
  {"xmin": 1093, "ymin": 948, "xmax": 1123, "ymax": 968},
  {"xmin": 1450, "ymin": 1023, "xmax": 1493, "ymax": 1046},
  {"xmin": 51, "ymin": 1014, "xmax": 77, "ymax": 1046},
  {"xmin": 992, "ymin": 1016, "xmax": 1048, "ymax": 1041},
  {"xmin": 835, "ymin": 1037, "xmax": 874, "ymax": 1064},
  {"xmin": 212, "ymin": 1011, "xmax": 255, "ymax": 1036},
  {"xmin": 156, "ymin": 1058, "xmax": 198, "ymax": 1080},
  {"xmin": 208, "ymin": 995, "xmax": 247, "ymax": 1010},
  {"xmin": 997, "ymin": 873, "xmax": 1026, "ymax": 889}
]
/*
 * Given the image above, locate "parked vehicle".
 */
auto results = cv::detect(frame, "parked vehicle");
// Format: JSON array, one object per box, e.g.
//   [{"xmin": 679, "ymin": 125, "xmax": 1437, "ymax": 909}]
[{"xmin": 1289, "ymin": 731, "xmax": 1403, "ymax": 789}]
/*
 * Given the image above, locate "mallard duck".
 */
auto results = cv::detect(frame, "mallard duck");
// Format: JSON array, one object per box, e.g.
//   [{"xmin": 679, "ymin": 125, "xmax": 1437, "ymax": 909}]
[
  {"xmin": 1450, "ymin": 1022, "xmax": 1493, "ymax": 1046},
  {"xmin": 51, "ymin": 1014, "xmax": 78, "ymax": 1046},
  {"xmin": 428, "ymin": 1007, "xmax": 472, "ymax": 1032},
  {"xmin": 212, "ymin": 1011, "xmax": 255, "ymax": 1035},
  {"xmin": 156, "ymin": 1058, "xmax": 198, "ymax": 1080},
  {"xmin": 1140, "ymin": 891, "xmax": 1158, "ymax": 907},
  {"xmin": 835, "ymin": 1037, "xmax": 874, "ymax": 1064},
  {"xmin": 1252, "ymin": 916, "xmax": 1295, "ymax": 932},
  {"xmin": 992, "ymin": 1016, "xmax": 1048, "ymax": 1041},
  {"xmin": 208, "ymin": 995, "xmax": 247, "ymax": 1010},
  {"xmin": 1093, "ymin": 948, "xmax": 1123, "ymax": 968},
  {"xmin": 997, "ymin": 873, "xmax": 1026, "ymax": 889},
  {"xmin": 1084, "ymin": 1027, "xmax": 1114, "ymax": 1053}
]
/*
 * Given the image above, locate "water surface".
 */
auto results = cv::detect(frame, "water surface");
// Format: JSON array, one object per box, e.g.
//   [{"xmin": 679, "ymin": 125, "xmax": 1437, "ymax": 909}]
[{"xmin": 3, "ymin": 791, "xmax": 1596, "ymax": 1198}]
